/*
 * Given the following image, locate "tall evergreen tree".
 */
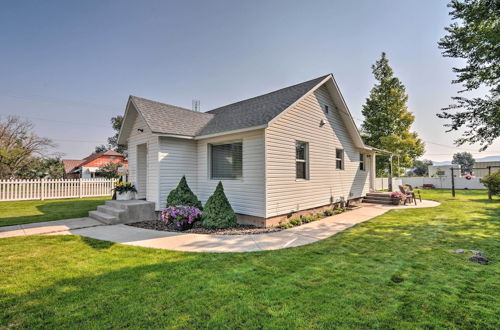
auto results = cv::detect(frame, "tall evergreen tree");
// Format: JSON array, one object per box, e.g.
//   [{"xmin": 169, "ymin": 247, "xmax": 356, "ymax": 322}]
[{"xmin": 361, "ymin": 52, "xmax": 425, "ymax": 176}]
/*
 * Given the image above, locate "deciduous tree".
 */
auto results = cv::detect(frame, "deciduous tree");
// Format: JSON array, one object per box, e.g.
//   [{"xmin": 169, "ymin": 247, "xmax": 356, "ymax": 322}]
[{"xmin": 437, "ymin": 0, "xmax": 500, "ymax": 150}]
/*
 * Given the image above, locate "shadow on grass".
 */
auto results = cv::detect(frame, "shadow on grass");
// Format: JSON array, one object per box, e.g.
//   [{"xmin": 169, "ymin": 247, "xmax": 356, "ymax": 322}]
[{"xmin": 0, "ymin": 198, "xmax": 109, "ymax": 227}]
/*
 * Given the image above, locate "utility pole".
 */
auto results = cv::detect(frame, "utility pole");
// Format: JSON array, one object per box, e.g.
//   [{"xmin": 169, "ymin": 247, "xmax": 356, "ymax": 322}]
[
  {"xmin": 487, "ymin": 166, "xmax": 492, "ymax": 200},
  {"xmin": 451, "ymin": 167, "xmax": 456, "ymax": 197}
]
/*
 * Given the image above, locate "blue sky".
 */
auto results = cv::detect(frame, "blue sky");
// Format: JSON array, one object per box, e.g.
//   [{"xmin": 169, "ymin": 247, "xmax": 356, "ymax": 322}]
[{"xmin": 1, "ymin": 0, "xmax": 498, "ymax": 161}]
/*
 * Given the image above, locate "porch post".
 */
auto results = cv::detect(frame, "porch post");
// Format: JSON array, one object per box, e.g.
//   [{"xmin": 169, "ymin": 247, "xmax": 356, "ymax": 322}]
[{"xmin": 388, "ymin": 154, "xmax": 393, "ymax": 192}]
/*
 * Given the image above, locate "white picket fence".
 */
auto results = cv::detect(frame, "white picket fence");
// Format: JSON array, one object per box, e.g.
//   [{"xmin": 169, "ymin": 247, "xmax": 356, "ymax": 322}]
[{"xmin": 0, "ymin": 178, "xmax": 117, "ymax": 202}]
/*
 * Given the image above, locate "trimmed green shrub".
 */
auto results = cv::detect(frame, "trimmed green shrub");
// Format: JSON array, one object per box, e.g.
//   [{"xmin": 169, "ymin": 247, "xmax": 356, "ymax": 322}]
[
  {"xmin": 324, "ymin": 209, "xmax": 334, "ymax": 216},
  {"xmin": 300, "ymin": 216, "xmax": 314, "ymax": 223},
  {"xmin": 278, "ymin": 222, "xmax": 293, "ymax": 229},
  {"xmin": 289, "ymin": 218, "xmax": 302, "ymax": 226},
  {"xmin": 201, "ymin": 182, "xmax": 237, "ymax": 229},
  {"xmin": 480, "ymin": 172, "xmax": 500, "ymax": 196},
  {"xmin": 167, "ymin": 176, "xmax": 203, "ymax": 209},
  {"xmin": 314, "ymin": 213, "xmax": 323, "ymax": 220}
]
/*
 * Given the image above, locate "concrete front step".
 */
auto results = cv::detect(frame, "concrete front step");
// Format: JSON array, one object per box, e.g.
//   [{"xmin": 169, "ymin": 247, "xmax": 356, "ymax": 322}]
[
  {"xmin": 88, "ymin": 210, "xmax": 119, "ymax": 224},
  {"xmin": 97, "ymin": 205, "xmax": 126, "ymax": 218},
  {"xmin": 89, "ymin": 200, "xmax": 157, "ymax": 225},
  {"xmin": 363, "ymin": 199, "xmax": 394, "ymax": 205}
]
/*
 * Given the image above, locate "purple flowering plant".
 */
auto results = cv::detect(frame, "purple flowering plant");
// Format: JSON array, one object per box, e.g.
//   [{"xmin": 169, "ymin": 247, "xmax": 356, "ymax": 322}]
[
  {"xmin": 161, "ymin": 205, "xmax": 202, "ymax": 229},
  {"xmin": 390, "ymin": 191, "xmax": 407, "ymax": 201}
]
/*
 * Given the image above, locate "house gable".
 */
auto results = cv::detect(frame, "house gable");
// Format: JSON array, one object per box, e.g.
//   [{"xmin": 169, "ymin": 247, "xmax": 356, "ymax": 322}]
[{"xmin": 265, "ymin": 84, "xmax": 373, "ymax": 218}]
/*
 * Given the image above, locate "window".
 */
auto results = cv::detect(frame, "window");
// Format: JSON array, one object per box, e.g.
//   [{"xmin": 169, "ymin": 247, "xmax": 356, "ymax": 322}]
[
  {"xmin": 296, "ymin": 141, "xmax": 308, "ymax": 179},
  {"xmin": 359, "ymin": 153, "xmax": 365, "ymax": 171},
  {"xmin": 324, "ymin": 105, "xmax": 329, "ymax": 114},
  {"xmin": 335, "ymin": 149, "xmax": 344, "ymax": 170},
  {"xmin": 210, "ymin": 142, "xmax": 242, "ymax": 179}
]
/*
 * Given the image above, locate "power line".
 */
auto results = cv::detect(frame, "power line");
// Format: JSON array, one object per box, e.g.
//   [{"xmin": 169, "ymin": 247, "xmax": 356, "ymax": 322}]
[{"xmin": 0, "ymin": 113, "xmax": 110, "ymax": 128}]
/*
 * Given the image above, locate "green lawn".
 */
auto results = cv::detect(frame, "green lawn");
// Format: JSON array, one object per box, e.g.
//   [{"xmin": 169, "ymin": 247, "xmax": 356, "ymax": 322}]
[
  {"xmin": 0, "ymin": 197, "xmax": 110, "ymax": 227},
  {"xmin": 0, "ymin": 190, "xmax": 498, "ymax": 328}
]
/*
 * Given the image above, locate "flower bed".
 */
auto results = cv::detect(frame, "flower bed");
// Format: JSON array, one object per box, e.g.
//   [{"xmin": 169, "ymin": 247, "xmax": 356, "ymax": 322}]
[{"xmin": 127, "ymin": 205, "xmax": 356, "ymax": 235}]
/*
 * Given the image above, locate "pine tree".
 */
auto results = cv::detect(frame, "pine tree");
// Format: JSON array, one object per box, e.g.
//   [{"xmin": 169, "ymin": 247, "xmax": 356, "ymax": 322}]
[
  {"xmin": 166, "ymin": 176, "xmax": 203, "ymax": 209},
  {"xmin": 361, "ymin": 52, "xmax": 425, "ymax": 175},
  {"xmin": 201, "ymin": 182, "xmax": 237, "ymax": 229}
]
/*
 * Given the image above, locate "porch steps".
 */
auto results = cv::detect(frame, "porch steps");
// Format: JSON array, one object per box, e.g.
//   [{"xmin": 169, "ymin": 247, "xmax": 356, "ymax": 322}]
[
  {"xmin": 88, "ymin": 200, "xmax": 157, "ymax": 225},
  {"xmin": 363, "ymin": 192, "xmax": 393, "ymax": 205}
]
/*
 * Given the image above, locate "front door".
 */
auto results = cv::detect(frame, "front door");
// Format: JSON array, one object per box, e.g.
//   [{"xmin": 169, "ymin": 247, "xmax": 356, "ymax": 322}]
[{"xmin": 136, "ymin": 143, "xmax": 148, "ymax": 199}]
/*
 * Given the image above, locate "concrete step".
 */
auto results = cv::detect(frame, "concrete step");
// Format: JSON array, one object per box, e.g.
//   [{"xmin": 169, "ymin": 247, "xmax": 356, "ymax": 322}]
[
  {"xmin": 105, "ymin": 200, "xmax": 155, "ymax": 210},
  {"xmin": 366, "ymin": 192, "xmax": 392, "ymax": 197},
  {"xmin": 88, "ymin": 210, "xmax": 119, "ymax": 224},
  {"xmin": 364, "ymin": 196, "xmax": 392, "ymax": 202},
  {"xmin": 97, "ymin": 205, "xmax": 126, "ymax": 218},
  {"xmin": 363, "ymin": 199, "xmax": 394, "ymax": 205}
]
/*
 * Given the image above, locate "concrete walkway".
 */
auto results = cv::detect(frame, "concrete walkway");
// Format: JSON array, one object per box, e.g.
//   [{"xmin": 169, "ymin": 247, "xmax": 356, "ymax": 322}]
[{"xmin": 0, "ymin": 200, "xmax": 440, "ymax": 252}]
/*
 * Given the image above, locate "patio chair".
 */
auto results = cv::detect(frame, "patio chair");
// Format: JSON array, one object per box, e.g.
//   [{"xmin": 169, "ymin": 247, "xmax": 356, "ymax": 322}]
[
  {"xmin": 406, "ymin": 185, "xmax": 422, "ymax": 203},
  {"xmin": 398, "ymin": 185, "xmax": 413, "ymax": 205}
]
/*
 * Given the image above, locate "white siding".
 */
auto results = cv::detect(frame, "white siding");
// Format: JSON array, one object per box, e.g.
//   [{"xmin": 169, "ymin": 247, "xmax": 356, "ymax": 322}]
[
  {"xmin": 126, "ymin": 106, "xmax": 159, "ymax": 206},
  {"xmin": 265, "ymin": 85, "xmax": 373, "ymax": 217},
  {"xmin": 157, "ymin": 137, "xmax": 198, "ymax": 210},
  {"xmin": 196, "ymin": 130, "xmax": 265, "ymax": 217}
]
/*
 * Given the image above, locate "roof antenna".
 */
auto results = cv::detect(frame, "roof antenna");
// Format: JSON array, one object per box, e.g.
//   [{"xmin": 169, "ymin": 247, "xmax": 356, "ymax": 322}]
[{"xmin": 192, "ymin": 99, "xmax": 200, "ymax": 112}]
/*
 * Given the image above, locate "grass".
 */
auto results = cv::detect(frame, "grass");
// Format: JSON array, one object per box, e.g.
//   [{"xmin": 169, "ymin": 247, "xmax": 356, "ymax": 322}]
[
  {"xmin": 0, "ymin": 197, "xmax": 110, "ymax": 227},
  {"xmin": 0, "ymin": 190, "xmax": 499, "ymax": 328}
]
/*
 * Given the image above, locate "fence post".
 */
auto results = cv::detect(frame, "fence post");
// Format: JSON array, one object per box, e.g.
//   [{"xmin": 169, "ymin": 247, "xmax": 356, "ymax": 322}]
[
  {"xmin": 79, "ymin": 178, "xmax": 82, "ymax": 198},
  {"xmin": 40, "ymin": 178, "xmax": 45, "ymax": 200}
]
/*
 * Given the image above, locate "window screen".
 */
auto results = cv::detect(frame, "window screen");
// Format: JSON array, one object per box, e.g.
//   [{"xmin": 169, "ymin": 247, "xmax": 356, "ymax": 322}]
[{"xmin": 210, "ymin": 142, "xmax": 242, "ymax": 179}]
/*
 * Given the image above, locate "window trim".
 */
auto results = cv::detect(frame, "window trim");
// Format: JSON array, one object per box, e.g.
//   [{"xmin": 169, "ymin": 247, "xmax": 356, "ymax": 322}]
[
  {"xmin": 335, "ymin": 148, "xmax": 344, "ymax": 170},
  {"xmin": 359, "ymin": 153, "xmax": 365, "ymax": 171},
  {"xmin": 295, "ymin": 140, "xmax": 309, "ymax": 180},
  {"xmin": 208, "ymin": 140, "xmax": 243, "ymax": 180}
]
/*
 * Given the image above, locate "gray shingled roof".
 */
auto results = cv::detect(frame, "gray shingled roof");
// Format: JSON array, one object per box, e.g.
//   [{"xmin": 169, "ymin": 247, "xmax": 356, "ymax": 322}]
[
  {"xmin": 130, "ymin": 96, "xmax": 214, "ymax": 136},
  {"xmin": 130, "ymin": 74, "xmax": 330, "ymax": 137}
]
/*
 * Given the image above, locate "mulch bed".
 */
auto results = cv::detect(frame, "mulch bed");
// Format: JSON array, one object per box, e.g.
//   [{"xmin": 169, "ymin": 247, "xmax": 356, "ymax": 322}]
[{"xmin": 127, "ymin": 220, "xmax": 283, "ymax": 235}]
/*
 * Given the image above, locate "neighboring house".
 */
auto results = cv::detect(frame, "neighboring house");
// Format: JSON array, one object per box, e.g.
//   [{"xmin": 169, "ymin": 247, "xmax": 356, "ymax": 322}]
[
  {"xmin": 428, "ymin": 165, "xmax": 461, "ymax": 178},
  {"xmin": 118, "ymin": 74, "xmax": 383, "ymax": 227},
  {"xmin": 62, "ymin": 150, "xmax": 128, "ymax": 179},
  {"xmin": 474, "ymin": 157, "xmax": 500, "ymax": 177}
]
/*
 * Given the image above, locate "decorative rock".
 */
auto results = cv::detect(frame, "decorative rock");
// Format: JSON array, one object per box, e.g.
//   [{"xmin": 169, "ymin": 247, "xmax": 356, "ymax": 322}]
[
  {"xmin": 468, "ymin": 255, "xmax": 490, "ymax": 265},
  {"xmin": 469, "ymin": 250, "xmax": 484, "ymax": 256},
  {"xmin": 453, "ymin": 249, "xmax": 465, "ymax": 254}
]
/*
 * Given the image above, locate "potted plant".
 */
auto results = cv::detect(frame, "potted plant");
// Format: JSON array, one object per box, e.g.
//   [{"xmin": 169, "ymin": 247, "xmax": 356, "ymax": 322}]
[
  {"xmin": 113, "ymin": 181, "xmax": 137, "ymax": 200},
  {"xmin": 161, "ymin": 205, "xmax": 202, "ymax": 231},
  {"xmin": 390, "ymin": 191, "xmax": 406, "ymax": 205}
]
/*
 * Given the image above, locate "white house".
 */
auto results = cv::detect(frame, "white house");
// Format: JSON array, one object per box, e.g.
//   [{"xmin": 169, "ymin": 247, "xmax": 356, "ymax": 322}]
[{"xmin": 118, "ymin": 74, "xmax": 381, "ymax": 227}]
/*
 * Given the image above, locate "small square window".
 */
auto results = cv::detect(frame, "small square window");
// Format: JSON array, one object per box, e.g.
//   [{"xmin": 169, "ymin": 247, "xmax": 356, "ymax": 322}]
[
  {"xmin": 335, "ymin": 149, "xmax": 344, "ymax": 170},
  {"xmin": 324, "ymin": 105, "xmax": 329, "ymax": 114}
]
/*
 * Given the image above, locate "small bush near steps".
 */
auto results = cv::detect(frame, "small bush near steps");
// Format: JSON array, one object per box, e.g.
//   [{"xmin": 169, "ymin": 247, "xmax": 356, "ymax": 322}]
[
  {"xmin": 167, "ymin": 176, "xmax": 203, "ymax": 210},
  {"xmin": 201, "ymin": 182, "xmax": 237, "ymax": 229},
  {"xmin": 278, "ymin": 207, "xmax": 348, "ymax": 229}
]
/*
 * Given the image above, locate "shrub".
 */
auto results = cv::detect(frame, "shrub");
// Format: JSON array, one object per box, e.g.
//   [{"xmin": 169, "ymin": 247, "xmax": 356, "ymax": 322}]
[
  {"xmin": 480, "ymin": 172, "xmax": 500, "ymax": 196},
  {"xmin": 324, "ymin": 209, "xmax": 334, "ymax": 216},
  {"xmin": 333, "ymin": 208, "xmax": 345, "ymax": 215},
  {"xmin": 289, "ymin": 217, "xmax": 302, "ymax": 226},
  {"xmin": 167, "ymin": 176, "xmax": 203, "ymax": 209},
  {"xmin": 201, "ymin": 182, "xmax": 237, "ymax": 229},
  {"xmin": 161, "ymin": 205, "xmax": 202, "ymax": 230},
  {"xmin": 279, "ymin": 222, "xmax": 293, "ymax": 229},
  {"xmin": 314, "ymin": 213, "xmax": 323, "ymax": 220}
]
